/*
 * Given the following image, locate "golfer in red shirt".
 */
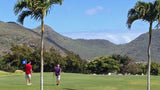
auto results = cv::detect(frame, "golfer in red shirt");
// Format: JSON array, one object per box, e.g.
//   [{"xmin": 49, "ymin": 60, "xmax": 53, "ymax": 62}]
[{"xmin": 25, "ymin": 61, "xmax": 32, "ymax": 85}]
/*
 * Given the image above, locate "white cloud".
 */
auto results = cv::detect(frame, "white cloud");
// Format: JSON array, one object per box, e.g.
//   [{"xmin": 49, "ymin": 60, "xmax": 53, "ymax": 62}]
[
  {"xmin": 61, "ymin": 32, "xmax": 142, "ymax": 44},
  {"xmin": 85, "ymin": 6, "xmax": 104, "ymax": 15},
  {"xmin": 122, "ymin": 36, "xmax": 132, "ymax": 43}
]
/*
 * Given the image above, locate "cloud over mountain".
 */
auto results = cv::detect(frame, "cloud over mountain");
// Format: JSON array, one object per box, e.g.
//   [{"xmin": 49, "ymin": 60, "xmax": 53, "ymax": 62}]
[
  {"xmin": 85, "ymin": 6, "xmax": 104, "ymax": 15},
  {"xmin": 61, "ymin": 32, "xmax": 142, "ymax": 44}
]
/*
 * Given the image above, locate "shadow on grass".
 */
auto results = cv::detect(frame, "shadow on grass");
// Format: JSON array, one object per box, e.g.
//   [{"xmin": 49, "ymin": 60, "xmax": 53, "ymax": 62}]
[{"xmin": 63, "ymin": 88, "xmax": 77, "ymax": 90}]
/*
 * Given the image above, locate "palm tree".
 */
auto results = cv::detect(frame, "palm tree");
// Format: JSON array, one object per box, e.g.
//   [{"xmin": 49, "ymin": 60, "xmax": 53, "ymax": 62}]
[
  {"xmin": 14, "ymin": 0, "xmax": 63, "ymax": 90},
  {"xmin": 127, "ymin": 1, "xmax": 160, "ymax": 90}
]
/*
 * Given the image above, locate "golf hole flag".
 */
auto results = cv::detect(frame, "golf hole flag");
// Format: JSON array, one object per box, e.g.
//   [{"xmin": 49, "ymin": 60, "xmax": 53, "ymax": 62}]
[{"xmin": 22, "ymin": 60, "xmax": 27, "ymax": 64}]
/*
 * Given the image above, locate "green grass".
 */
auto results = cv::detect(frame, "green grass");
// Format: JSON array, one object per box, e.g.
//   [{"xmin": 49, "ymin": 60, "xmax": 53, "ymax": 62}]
[{"xmin": 0, "ymin": 71, "xmax": 160, "ymax": 90}]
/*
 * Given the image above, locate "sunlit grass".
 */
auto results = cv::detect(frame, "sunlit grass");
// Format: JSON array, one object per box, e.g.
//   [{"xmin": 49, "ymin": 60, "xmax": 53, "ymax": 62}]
[{"xmin": 0, "ymin": 71, "xmax": 160, "ymax": 90}]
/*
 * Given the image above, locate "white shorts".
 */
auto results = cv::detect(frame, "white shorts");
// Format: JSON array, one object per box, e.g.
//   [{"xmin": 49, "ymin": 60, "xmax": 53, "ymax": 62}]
[
  {"xmin": 25, "ymin": 74, "xmax": 31, "ymax": 79},
  {"xmin": 56, "ymin": 75, "xmax": 60, "ymax": 80}
]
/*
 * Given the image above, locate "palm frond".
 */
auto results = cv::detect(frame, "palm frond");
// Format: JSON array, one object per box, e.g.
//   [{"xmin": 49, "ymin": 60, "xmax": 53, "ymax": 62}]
[
  {"xmin": 14, "ymin": 0, "xmax": 27, "ymax": 15},
  {"xmin": 14, "ymin": 0, "xmax": 63, "ymax": 24},
  {"xmin": 127, "ymin": 9, "xmax": 137, "ymax": 17},
  {"xmin": 51, "ymin": 0, "xmax": 63, "ymax": 5},
  {"xmin": 127, "ymin": 15, "xmax": 139, "ymax": 29},
  {"xmin": 17, "ymin": 10, "xmax": 32, "ymax": 24},
  {"xmin": 154, "ymin": 0, "xmax": 160, "ymax": 28},
  {"xmin": 127, "ymin": 0, "xmax": 160, "ymax": 29},
  {"xmin": 31, "ymin": 10, "xmax": 42, "ymax": 20},
  {"xmin": 135, "ymin": 1, "xmax": 148, "ymax": 18}
]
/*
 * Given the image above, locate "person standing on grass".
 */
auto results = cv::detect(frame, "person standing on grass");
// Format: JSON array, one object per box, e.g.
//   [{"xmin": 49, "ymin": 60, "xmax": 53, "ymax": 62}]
[
  {"xmin": 25, "ymin": 61, "xmax": 32, "ymax": 85},
  {"xmin": 54, "ymin": 64, "xmax": 61, "ymax": 86}
]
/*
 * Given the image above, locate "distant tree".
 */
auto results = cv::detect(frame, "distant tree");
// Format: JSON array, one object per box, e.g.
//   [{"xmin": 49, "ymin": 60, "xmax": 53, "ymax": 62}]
[
  {"xmin": 2, "ymin": 44, "xmax": 32, "ymax": 72},
  {"xmin": 99, "ymin": 56, "xmax": 119, "ymax": 73},
  {"xmin": 111, "ymin": 54, "xmax": 121, "ymax": 62},
  {"xmin": 127, "ymin": 1, "xmax": 160, "ymax": 89},
  {"xmin": 136, "ymin": 63, "xmax": 147, "ymax": 75},
  {"xmin": 111, "ymin": 54, "xmax": 134, "ymax": 74},
  {"xmin": 1, "ymin": 44, "xmax": 87, "ymax": 74},
  {"xmin": 151, "ymin": 61, "xmax": 160, "ymax": 75},
  {"xmin": 87, "ymin": 56, "xmax": 119, "ymax": 74},
  {"xmin": 64, "ymin": 52, "xmax": 85, "ymax": 73},
  {"xmin": 14, "ymin": 0, "xmax": 63, "ymax": 90},
  {"xmin": 87, "ymin": 58, "xmax": 98, "ymax": 74},
  {"xmin": 127, "ymin": 63, "xmax": 138, "ymax": 75},
  {"xmin": 30, "ymin": 47, "xmax": 41, "ymax": 72},
  {"xmin": 0, "ymin": 56, "xmax": 4, "ymax": 70},
  {"xmin": 44, "ymin": 47, "xmax": 65, "ymax": 72}
]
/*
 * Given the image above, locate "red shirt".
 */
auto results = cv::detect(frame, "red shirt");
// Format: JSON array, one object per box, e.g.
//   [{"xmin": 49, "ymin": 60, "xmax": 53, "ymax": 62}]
[{"xmin": 25, "ymin": 63, "xmax": 32, "ymax": 74}]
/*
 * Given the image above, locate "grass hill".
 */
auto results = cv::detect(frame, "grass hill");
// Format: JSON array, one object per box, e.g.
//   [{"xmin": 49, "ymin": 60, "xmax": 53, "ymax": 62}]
[{"xmin": 1, "ymin": 21, "xmax": 160, "ymax": 62}]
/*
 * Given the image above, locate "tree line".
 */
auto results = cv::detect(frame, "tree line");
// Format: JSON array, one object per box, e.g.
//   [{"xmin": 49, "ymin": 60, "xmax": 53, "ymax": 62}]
[
  {"xmin": 0, "ymin": 44, "xmax": 87, "ymax": 73},
  {"xmin": 0, "ymin": 44, "xmax": 160, "ymax": 75}
]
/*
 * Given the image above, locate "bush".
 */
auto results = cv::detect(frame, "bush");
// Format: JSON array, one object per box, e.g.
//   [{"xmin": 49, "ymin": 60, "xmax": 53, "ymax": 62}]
[
  {"xmin": 2, "ymin": 66, "xmax": 17, "ymax": 73},
  {"xmin": 14, "ymin": 70, "xmax": 24, "ymax": 74}
]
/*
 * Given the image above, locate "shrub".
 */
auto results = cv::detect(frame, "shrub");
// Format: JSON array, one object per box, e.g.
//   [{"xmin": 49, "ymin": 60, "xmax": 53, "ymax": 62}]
[{"xmin": 14, "ymin": 70, "xmax": 24, "ymax": 74}]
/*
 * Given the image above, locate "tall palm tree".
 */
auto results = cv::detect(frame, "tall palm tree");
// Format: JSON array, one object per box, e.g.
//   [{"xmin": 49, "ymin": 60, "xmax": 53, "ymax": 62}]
[
  {"xmin": 127, "ymin": 1, "xmax": 160, "ymax": 90},
  {"xmin": 14, "ymin": 0, "xmax": 63, "ymax": 90}
]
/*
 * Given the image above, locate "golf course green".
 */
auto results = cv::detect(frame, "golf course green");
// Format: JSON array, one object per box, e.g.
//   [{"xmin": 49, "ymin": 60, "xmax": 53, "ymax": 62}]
[{"xmin": 0, "ymin": 71, "xmax": 160, "ymax": 90}]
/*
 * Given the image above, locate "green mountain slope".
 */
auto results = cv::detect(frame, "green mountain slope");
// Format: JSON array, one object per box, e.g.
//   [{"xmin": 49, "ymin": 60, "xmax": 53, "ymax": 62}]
[
  {"xmin": 0, "ymin": 21, "xmax": 66, "ymax": 56},
  {"xmin": 117, "ymin": 30, "xmax": 160, "ymax": 62},
  {"xmin": 33, "ymin": 25, "xmax": 117, "ymax": 59},
  {"xmin": 1, "ymin": 21, "xmax": 160, "ymax": 62}
]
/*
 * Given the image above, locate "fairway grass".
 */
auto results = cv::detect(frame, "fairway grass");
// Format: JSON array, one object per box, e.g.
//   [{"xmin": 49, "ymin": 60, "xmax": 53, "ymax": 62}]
[{"xmin": 0, "ymin": 72, "xmax": 160, "ymax": 90}]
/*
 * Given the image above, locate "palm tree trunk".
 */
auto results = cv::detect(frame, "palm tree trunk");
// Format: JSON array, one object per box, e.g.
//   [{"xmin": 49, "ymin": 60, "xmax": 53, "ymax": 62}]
[
  {"xmin": 147, "ymin": 22, "xmax": 152, "ymax": 90},
  {"xmin": 40, "ymin": 15, "xmax": 44, "ymax": 90}
]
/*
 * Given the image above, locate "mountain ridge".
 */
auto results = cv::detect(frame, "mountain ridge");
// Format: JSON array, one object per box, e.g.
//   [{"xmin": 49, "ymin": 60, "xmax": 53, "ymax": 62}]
[{"xmin": 1, "ymin": 21, "xmax": 160, "ymax": 62}]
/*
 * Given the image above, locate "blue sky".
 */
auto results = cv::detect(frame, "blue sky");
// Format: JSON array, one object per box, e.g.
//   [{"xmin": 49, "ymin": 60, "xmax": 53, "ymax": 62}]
[{"xmin": 0, "ymin": 0, "xmax": 156, "ymax": 44}]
